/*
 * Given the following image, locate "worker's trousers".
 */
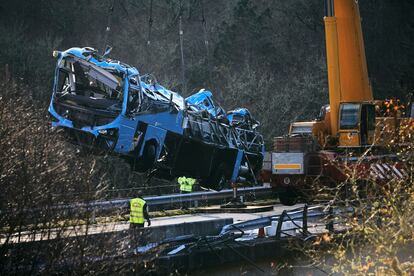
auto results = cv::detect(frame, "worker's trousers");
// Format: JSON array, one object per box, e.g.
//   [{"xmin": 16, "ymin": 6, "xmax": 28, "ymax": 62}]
[{"xmin": 130, "ymin": 223, "xmax": 144, "ymax": 249}]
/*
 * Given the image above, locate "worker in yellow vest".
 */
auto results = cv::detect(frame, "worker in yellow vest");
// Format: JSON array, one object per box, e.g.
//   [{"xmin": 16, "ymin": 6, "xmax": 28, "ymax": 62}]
[
  {"xmin": 129, "ymin": 195, "xmax": 151, "ymax": 246},
  {"xmin": 178, "ymin": 176, "xmax": 196, "ymax": 209},
  {"xmin": 130, "ymin": 195, "xmax": 151, "ymax": 227}
]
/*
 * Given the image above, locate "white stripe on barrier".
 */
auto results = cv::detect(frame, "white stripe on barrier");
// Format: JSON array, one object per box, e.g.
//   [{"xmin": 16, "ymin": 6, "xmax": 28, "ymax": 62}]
[
  {"xmin": 370, "ymin": 165, "xmax": 385, "ymax": 179},
  {"xmin": 392, "ymin": 166, "xmax": 403, "ymax": 178},
  {"xmin": 382, "ymin": 164, "xmax": 394, "ymax": 179}
]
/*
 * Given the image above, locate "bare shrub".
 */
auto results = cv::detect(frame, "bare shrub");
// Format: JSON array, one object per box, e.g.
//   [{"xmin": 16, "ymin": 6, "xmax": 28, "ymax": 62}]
[{"xmin": 302, "ymin": 133, "xmax": 414, "ymax": 275}]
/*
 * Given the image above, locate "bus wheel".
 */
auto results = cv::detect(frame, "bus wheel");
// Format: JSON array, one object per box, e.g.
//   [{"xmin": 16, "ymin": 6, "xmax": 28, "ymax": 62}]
[
  {"xmin": 204, "ymin": 163, "xmax": 229, "ymax": 191},
  {"xmin": 141, "ymin": 143, "xmax": 156, "ymax": 172}
]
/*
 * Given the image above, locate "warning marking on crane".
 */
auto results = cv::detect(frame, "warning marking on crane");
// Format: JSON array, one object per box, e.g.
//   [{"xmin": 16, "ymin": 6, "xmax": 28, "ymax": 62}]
[
  {"xmin": 369, "ymin": 163, "xmax": 406, "ymax": 181},
  {"xmin": 273, "ymin": 164, "xmax": 302, "ymax": 170}
]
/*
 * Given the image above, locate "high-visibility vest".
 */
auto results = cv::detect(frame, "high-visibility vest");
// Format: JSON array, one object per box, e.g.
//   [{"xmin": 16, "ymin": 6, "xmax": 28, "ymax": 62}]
[
  {"xmin": 178, "ymin": 176, "xmax": 187, "ymax": 191},
  {"xmin": 130, "ymin": 198, "xmax": 145, "ymax": 224},
  {"xmin": 179, "ymin": 177, "xmax": 195, "ymax": 192}
]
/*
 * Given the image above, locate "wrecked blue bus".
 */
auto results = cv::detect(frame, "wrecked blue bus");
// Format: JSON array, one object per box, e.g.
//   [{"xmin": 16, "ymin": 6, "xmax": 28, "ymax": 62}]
[{"xmin": 48, "ymin": 47, "xmax": 264, "ymax": 190}]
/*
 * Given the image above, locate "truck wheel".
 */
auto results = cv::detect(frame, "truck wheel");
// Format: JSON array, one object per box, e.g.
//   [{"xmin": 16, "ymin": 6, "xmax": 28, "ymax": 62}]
[{"xmin": 278, "ymin": 190, "xmax": 298, "ymax": 206}]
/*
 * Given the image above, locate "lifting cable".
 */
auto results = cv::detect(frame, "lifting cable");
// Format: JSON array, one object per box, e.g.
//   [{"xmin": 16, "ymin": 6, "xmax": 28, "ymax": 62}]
[
  {"xmin": 200, "ymin": 0, "xmax": 212, "ymax": 86},
  {"xmin": 145, "ymin": 0, "xmax": 154, "ymax": 70},
  {"xmin": 103, "ymin": 0, "xmax": 116, "ymax": 54},
  {"xmin": 147, "ymin": 0, "xmax": 153, "ymax": 47},
  {"xmin": 179, "ymin": 0, "xmax": 187, "ymax": 94}
]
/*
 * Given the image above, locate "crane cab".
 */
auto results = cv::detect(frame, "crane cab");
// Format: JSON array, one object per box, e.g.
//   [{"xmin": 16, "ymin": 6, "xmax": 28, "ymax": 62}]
[{"xmin": 338, "ymin": 102, "xmax": 375, "ymax": 147}]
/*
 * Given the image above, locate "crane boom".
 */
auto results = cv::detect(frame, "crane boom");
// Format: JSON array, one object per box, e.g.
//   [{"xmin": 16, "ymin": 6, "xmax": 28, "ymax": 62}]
[{"xmin": 324, "ymin": 0, "xmax": 373, "ymax": 137}]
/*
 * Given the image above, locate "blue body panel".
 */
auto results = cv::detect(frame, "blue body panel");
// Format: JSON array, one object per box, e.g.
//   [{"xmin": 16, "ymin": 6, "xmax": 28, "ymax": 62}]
[
  {"xmin": 227, "ymin": 108, "xmax": 251, "ymax": 123},
  {"xmin": 116, "ymin": 116, "xmax": 138, "ymax": 153},
  {"xmin": 185, "ymin": 89, "xmax": 225, "ymax": 117}
]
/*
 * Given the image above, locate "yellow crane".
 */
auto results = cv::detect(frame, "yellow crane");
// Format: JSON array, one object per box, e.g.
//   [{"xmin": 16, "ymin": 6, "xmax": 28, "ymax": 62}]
[
  {"xmin": 324, "ymin": 0, "xmax": 374, "ymax": 147},
  {"xmin": 290, "ymin": 0, "xmax": 411, "ymax": 148}
]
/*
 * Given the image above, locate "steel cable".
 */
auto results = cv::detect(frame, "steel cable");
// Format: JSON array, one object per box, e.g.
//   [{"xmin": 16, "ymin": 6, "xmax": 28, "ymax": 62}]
[{"xmin": 102, "ymin": 0, "xmax": 116, "ymax": 53}]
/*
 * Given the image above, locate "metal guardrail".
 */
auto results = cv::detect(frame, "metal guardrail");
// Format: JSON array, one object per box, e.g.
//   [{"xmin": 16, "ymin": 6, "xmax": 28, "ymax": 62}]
[
  {"xmin": 63, "ymin": 186, "xmax": 271, "ymax": 210},
  {"xmin": 3, "ymin": 186, "xmax": 272, "ymax": 218},
  {"xmin": 146, "ymin": 186, "xmax": 271, "ymax": 206},
  {"xmin": 219, "ymin": 204, "xmax": 355, "ymax": 238}
]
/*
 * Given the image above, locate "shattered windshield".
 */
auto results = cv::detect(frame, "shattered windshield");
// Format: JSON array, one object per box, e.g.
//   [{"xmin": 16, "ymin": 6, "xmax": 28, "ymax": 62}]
[{"xmin": 55, "ymin": 56, "xmax": 123, "ymax": 111}]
